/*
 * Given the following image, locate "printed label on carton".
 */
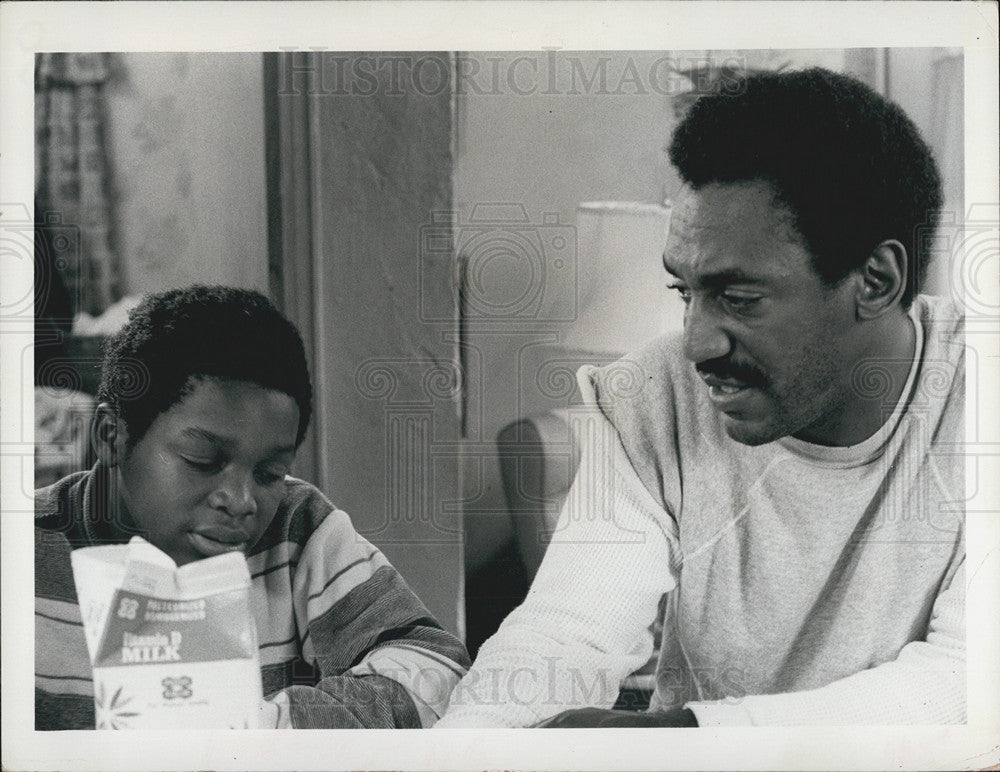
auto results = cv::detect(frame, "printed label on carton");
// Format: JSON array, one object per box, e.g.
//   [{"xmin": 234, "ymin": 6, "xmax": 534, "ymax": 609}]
[{"xmin": 71, "ymin": 537, "xmax": 264, "ymax": 729}]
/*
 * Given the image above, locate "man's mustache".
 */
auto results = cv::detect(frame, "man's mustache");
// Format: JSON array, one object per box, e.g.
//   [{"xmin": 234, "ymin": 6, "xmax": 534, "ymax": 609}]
[{"xmin": 695, "ymin": 357, "xmax": 768, "ymax": 388}]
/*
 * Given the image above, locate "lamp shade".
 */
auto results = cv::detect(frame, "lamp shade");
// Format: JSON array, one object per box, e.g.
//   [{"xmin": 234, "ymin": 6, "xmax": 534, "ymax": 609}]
[{"xmin": 562, "ymin": 201, "xmax": 685, "ymax": 356}]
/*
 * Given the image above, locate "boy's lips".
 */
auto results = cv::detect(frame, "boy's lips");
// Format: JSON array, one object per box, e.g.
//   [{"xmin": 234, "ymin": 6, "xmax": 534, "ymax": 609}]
[{"xmin": 188, "ymin": 527, "xmax": 251, "ymax": 557}]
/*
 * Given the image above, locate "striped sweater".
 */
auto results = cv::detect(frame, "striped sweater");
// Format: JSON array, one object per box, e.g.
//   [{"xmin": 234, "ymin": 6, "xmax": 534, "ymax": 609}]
[{"xmin": 35, "ymin": 466, "xmax": 470, "ymax": 730}]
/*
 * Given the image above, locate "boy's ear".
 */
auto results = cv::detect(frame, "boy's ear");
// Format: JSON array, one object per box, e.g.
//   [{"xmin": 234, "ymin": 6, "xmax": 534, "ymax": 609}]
[{"xmin": 92, "ymin": 404, "xmax": 129, "ymax": 467}]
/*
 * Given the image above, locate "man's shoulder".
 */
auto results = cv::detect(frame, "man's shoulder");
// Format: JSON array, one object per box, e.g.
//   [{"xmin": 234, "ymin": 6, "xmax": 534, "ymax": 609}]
[
  {"xmin": 580, "ymin": 333, "xmax": 728, "ymax": 511},
  {"xmin": 912, "ymin": 294, "xmax": 965, "ymax": 404},
  {"xmin": 584, "ymin": 332, "xmax": 714, "ymax": 447},
  {"xmin": 586, "ymin": 332, "xmax": 694, "ymax": 411},
  {"xmin": 914, "ymin": 293, "xmax": 964, "ymax": 342}
]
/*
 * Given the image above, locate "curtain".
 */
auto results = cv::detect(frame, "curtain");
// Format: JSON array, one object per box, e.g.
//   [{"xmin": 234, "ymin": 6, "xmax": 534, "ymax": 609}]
[{"xmin": 35, "ymin": 53, "xmax": 120, "ymax": 317}]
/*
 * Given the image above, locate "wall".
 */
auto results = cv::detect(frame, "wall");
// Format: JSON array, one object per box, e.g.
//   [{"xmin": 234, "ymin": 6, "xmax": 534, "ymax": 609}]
[
  {"xmin": 887, "ymin": 48, "xmax": 964, "ymax": 296},
  {"xmin": 453, "ymin": 52, "xmax": 683, "ymax": 575},
  {"xmin": 104, "ymin": 53, "xmax": 268, "ymax": 297},
  {"xmin": 268, "ymin": 52, "xmax": 464, "ymax": 634}
]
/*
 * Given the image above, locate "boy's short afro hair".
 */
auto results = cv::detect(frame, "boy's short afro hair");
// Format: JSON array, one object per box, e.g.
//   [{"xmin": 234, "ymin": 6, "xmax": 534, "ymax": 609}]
[
  {"xmin": 668, "ymin": 67, "xmax": 943, "ymax": 308},
  {"xmin": 98, "ymin": 285, "xmax": 312, "ymax": 446}
]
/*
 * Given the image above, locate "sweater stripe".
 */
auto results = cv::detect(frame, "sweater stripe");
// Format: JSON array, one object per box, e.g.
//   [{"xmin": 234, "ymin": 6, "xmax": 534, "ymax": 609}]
[
  {"xmin": 307, "ymin": 552, "xmax": 380, "ymax": 603},
  {"xmin": 252, "ymin": 559, "xmax": 295, "ymax": 579},
  {"xmin": 35, "ymin": 609, "xmax": 83, "ymax": 627},
  {"xmin": 259, "ymin": 635, "xmax": 299, "ymax": 651},
  {"xmin": 35, "ymin": 471, "xmax": 470, "ymax": 729},
  {"xmin": 36, "ymin": 675, "xmax": 94, "ymax": 698}
]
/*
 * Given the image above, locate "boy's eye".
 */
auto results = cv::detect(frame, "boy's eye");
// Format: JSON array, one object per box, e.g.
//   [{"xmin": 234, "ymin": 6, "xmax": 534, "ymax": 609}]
[
  {"xmin": 182, "ymin": 457, "xmax": 222, "ymax": 473},
  {"xmin": 254, "ymin": 469, "xmax": 285, "ymax": 486}
]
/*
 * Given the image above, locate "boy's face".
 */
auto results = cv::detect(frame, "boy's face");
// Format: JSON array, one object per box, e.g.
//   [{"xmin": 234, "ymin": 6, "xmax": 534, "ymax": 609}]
[{"xmin": 111, "ymin": 378, "xmax": 300, "ymax": 566}]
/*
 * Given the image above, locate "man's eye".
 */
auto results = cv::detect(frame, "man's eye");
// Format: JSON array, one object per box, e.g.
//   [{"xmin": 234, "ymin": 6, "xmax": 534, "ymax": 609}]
[{"xmin": 720, "ymin": 293, "xmax": 761, "ymax": 310}]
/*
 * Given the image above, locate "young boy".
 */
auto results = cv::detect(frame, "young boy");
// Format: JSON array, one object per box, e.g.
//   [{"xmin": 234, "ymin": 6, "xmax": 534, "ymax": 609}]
[{"xmin": 35, "ymin": 286, "xmax": 470, "ymax": 729}]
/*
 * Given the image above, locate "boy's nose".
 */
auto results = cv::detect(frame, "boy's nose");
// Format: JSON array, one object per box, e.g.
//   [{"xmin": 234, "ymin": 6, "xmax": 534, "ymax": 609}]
[{"xmin": 210, "ymin": 471, "xmax": 258, "ymax": 518}]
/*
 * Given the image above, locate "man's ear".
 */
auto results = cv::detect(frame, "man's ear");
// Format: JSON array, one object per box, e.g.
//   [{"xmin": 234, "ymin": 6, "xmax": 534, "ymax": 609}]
[
  {"xmin": 91, "ymin": 404, "xmax": 129, "ymax": 467},
  {"xmin": 855, "ymin": 239, "xmax": 908, "ymax": 320}
]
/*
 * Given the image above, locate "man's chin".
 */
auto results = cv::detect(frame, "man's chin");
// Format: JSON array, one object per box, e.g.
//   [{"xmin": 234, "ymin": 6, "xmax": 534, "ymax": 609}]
[{"xmin": 720, "ymin": 414, "xmax": 784, "ymax": 447}]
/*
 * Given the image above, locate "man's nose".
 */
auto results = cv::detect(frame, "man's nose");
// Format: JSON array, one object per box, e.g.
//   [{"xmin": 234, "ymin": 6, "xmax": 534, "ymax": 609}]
[
  {"xmin": 682, "ymin": 298, "xmax": 732, "ymax": 364},
  {"xmin": 211, "ymin": 468, "xmax": 258, "ymax": 518}
]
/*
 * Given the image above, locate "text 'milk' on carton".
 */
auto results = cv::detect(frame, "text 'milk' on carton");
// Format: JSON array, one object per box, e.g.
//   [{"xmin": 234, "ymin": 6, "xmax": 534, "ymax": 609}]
[{"xmin": 71, "ymin": 537, "xmax": 263, "ymax": 729}]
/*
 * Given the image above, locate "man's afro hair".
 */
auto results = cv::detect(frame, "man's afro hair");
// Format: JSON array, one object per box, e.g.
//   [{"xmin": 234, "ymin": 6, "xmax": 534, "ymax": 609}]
[{"xmin": 669, "ymin": 67, "xmax": 943, "ymax": 307}]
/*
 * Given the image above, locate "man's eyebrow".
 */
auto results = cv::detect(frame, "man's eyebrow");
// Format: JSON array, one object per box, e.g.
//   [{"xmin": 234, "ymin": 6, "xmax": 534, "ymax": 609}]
[
  {"xmin": 661, "ymin": 258, "xmax": 763, "ymax": 288},
  {"xmin": 699, "ymin": 269, "xmax": 764, "ymax": 288}
]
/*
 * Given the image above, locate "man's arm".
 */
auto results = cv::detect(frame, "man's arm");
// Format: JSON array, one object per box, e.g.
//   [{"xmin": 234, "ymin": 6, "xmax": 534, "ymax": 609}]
[
  {"xmin": 685, "ymin": 557, "xmax": 965, "ymax": 726},
  {"xmin": 530, "ymin": 556, "xmax": 964, "ymax": 727},
  {"xmin": 437, "ymin": 401, "xmax": 683, "ymax": 728},
  {"xmin": 274, "ymin": 509, "xmax": 471, "ymax": 728}
]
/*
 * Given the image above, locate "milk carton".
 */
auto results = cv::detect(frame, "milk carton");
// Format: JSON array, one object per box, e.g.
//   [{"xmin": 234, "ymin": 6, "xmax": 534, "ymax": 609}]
[{"xmin": 70, "ymin": 537, "xmax": 263, "ymax": 729}]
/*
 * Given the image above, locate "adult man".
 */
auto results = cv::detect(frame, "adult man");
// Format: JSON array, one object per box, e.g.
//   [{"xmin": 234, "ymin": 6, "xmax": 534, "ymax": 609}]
[{"xmin": 438, "ymin": 68, "xmax": 964, "ymax": 727}]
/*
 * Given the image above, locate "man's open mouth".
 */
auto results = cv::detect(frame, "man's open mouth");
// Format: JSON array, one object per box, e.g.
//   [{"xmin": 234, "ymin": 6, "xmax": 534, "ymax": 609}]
[
  {"xmin": 701, "ymin": 373, "xmax": 748, "ymax": 392},
  {"xmin": 711, "ymin": 382, "xmax": 745, "ymax": 395},
  {"xmin": 700, "ymin": 373, "xmax": 757, "ymax": 406}
]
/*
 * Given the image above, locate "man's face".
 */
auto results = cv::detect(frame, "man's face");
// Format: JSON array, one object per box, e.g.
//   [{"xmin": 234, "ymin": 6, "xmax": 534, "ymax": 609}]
[
  {"xmin": 113, "ymin": 378, "xmax": 300, "ymax": 566},
  {"xmin": 664, "ymin": 181, "xmax": 861, "ymax": 446}
]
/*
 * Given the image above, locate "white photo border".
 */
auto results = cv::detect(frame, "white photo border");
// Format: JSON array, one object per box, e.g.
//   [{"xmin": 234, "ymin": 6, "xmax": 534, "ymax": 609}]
[{"xmin": 2, "ymin": 2, "xmax": 998, "ymax": 770}]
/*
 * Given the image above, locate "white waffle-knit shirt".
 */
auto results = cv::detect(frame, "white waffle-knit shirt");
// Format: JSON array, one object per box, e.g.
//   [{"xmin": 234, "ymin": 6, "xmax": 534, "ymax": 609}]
[{"xmin": 439, "ymin": 294, "xmax": 965, "ymax": 727}]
